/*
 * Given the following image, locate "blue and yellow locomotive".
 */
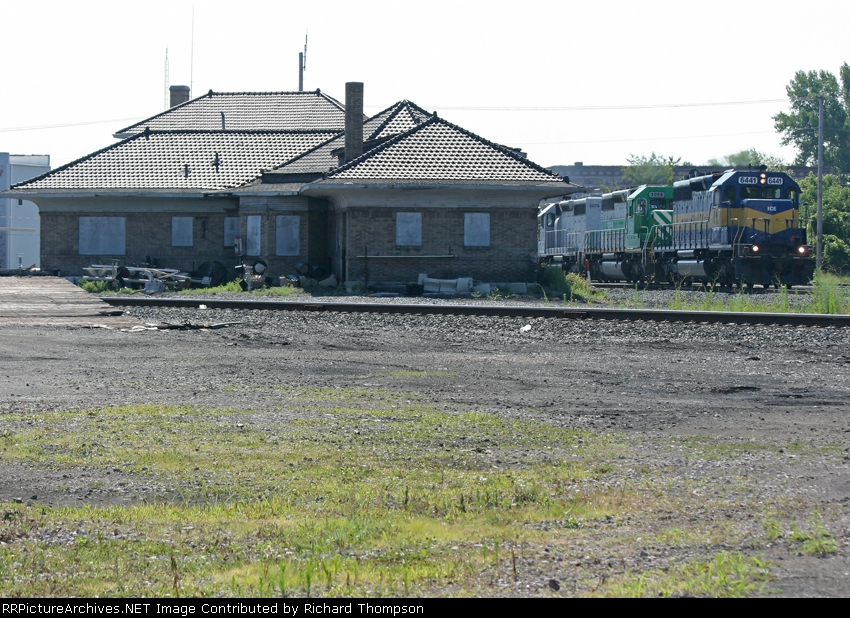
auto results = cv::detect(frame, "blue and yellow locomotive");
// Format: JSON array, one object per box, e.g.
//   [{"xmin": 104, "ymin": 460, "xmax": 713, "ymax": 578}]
[{"xmin": 538, "ymin": 170, "xmax": 814, "ymax": 288}]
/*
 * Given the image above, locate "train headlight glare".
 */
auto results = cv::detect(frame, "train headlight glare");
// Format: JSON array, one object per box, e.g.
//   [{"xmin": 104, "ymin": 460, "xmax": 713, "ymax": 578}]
[
  {"xmin": 798, "ymin": 246, "xmax": 808, "ymax": 255},
  {"xmin": 751, "ymin": 245, "xmax": 760, "ymax": 253}
]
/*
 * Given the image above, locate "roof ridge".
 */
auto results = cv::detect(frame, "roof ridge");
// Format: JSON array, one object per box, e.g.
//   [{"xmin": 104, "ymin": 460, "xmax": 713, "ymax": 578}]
[
  {"xmin": 114, "ymin": 89, "xmax": 345, "ymax": 135},
  {"xmin": 326, "ymin": 115, "xmax": 562, "ymax": 181},
  {"xmin": 12, "ymin": 132, "xmax": 147, "ymax": 189},
  {"xmin": 366, "ymin": 103, "xmax": 407, "ymax": 141},
  {"xmin": 131, "ymin": 128, "xmax": 343, "ymax": 136}
]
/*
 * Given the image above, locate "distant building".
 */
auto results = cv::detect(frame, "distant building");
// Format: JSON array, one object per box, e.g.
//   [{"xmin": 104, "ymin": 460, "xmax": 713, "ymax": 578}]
[
  {"xmin": 0, "ymin": 154, "xmax": 50, "ymax": 269},
  {"xmin": 550, "ymin": 162, "xmax": 827, "ymax": 192}
]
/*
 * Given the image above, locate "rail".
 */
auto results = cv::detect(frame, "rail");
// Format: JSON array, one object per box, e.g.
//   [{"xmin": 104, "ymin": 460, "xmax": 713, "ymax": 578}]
[{"xmin": 101, "ymin": 296, "xmax": 850, "ymax": 328}]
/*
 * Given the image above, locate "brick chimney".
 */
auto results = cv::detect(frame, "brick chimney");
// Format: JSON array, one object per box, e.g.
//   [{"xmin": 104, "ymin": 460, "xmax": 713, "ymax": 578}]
[
  {"xmin": 170, "ymin": 85, "xmax": 191, "ymax": 108},
  {"xmin": 345, "ymin": 82, "xmax": 364, "ymax": 163}
]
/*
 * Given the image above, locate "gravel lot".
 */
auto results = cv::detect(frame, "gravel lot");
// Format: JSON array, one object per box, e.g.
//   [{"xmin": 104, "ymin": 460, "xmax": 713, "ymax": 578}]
[{"xmin": 1, "ymin": 291, "xmax": 849, "ymax": 596}]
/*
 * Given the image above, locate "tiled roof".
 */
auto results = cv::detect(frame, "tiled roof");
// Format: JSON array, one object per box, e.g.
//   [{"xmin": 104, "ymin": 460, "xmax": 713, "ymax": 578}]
[
  {"xmin": 14, "ymin": 130, "xmax": 339, "ymax": 191},
  {"xmin": 269, "ymin": 100, "xmax": 434, "ymax": 177},
  {"xmin": 363, "ymin": 100, "xmax": 433, "ymax": 140},
  {"xmin": 114, "ymin": 91, "xmax": 348, "ymax": 137},
  {"xmin": 271, "ymin": 134, "xmax": 344, "ymax": 175},
  {"xmin": 326, "ymin": 116, "xmax": 566, "ymax": 184}
]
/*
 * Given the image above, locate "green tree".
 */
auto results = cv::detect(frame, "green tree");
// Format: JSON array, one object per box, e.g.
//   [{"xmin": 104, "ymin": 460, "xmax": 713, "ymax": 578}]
[
  {"xmin": 706, "ymin": 149, "xmax": 787, "ymax": 171},
  {"xmin": 707, "ymin": 149, "xmax": 753, "ymax": 168},
  {"xmin": 621, "ymin": 153, "xmax": 681, "ymax": 186},
  {"xmin": 799, "ymin": 173, "xmax": 850, "ymax": 273},
  {"xmin": 773, "ymin": 64, "xmax": 850, "ymax": 175}
]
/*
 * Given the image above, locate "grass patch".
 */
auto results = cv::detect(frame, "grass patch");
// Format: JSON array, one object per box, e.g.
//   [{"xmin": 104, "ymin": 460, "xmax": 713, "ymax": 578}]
[
  {"xmin": 3, "ymin": 392, "xmax": 833, "ymax": 596},
  {"xmin": 788, "ymin": 513, "xmax": 838, "ymax": 556},
  {"xmin": 0, "ymin": 395, "xmax": 652, "ymax": 596},
  {"xmin": 78, "ymin": 280, "xmax": 110, "ymax": 294},
  {"xmin": 602, "ymin": 552, "xmax": 772, "ymax": 598},
  {"xmin": 179, "ymin": 280, "xmax": 244, "ymax": 294},
  {"xmin": 667, "ymin": 273, "xmax": 850, "ymax": 315}
]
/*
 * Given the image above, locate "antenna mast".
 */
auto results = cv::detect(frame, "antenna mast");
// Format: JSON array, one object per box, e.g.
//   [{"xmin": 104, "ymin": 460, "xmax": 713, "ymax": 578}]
[
  {"xmin": 190, "ymin": 4, "xmax": 195, "ymax": 97},
  {"xmin": 298, "ymin": 33, "xmax": 307, "ymax": 91},
  {"xmin": 164, "ymin": 47, "xmax": 170, "ymax": 110}
]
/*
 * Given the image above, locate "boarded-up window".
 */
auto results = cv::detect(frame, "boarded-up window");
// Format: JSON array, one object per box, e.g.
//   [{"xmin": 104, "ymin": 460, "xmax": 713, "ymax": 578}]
[
  {"xmin": 223, "ymin": 217, "xmax": 240, "ymax": 247},
  {"xmin": 171, "ymin": 217, "xmax": 193, "ymax": 247},
  {"xmin": 246, "ymin": 215, "xmax": 262, "ymax": 256},
  {"xmin": 396, "ymin": 212, "xmax": 422, "ymax": 246},
  {"xmin": 464, "ymin": 212, "xmax": 490, "ymax": 246},
  {"xmin": 276, "ymin": 215, "xmax": 300, "ymax": 256},
  {"xmin": 79, "ymin": 217, "xmax": 126, "ymax": 255}
]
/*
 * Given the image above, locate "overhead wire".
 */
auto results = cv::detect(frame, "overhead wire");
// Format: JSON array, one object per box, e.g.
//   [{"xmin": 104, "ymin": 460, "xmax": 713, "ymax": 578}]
[
  {"xmin": 365, "ymin": 98, "xmax": 788, "ymax": 112},
  {"xmin": 0, "ymin": 117, "xmax": 146, "ymax": 134}
]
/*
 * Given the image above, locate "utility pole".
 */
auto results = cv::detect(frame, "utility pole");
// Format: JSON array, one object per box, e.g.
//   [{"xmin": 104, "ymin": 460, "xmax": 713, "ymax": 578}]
[{"xmin": 817, "ymin": 95, "xmax": 824, "ymax": 270}]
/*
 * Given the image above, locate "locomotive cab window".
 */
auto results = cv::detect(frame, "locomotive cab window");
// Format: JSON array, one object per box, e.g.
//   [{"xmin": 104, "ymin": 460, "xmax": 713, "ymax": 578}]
[
  {"xmin": 786, "ymin": 188, "xmax": 798, "ymax": 203},
  {"xmin": 637, "ymin": 198, "xmax": 647, "ymax": 214},
  {"xmin": 761, "ymin": 187, "xmax": 781, "ymax": 199},
  {"xmin": 741, "ymin": 187, "xmax": 760, "ymax": 199},
  {"xmin": 545, "ymin": 213, "xmax": 556, "ymax": 227},
  {"xmin": 724, "ymin": 186, "xmax": 736, "ymax": 203}
]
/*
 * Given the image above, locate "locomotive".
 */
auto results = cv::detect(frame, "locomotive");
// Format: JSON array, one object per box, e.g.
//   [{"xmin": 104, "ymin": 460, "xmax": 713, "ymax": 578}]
[{"xmin": 538, "ymin": 169, "xmax": 814, "ymax": 288}]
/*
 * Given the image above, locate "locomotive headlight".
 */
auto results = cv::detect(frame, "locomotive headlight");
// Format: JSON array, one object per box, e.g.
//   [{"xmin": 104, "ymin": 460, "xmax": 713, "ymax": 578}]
[
  {"xmin": 798, "ymin": 246, "xmax": 808, "ymax": 255},
  {"xmin": 760, "ymin": 173, "xmax": 767, "ymax": 184},
  {"xmin": 751, "ymin": 245, "xmax": 760, "ymax": 253}
]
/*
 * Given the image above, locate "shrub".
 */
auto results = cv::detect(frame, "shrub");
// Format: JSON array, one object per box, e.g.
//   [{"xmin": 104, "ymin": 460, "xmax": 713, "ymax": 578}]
[{"xmin": 540, "ymin": 265, "xmax": 571, "ymax": 294}]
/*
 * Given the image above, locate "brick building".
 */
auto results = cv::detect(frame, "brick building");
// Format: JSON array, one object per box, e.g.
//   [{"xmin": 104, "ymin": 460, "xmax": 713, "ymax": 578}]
[{"xmin": 4, "ymin": 84, "xmax": 576, "ymax": 285}]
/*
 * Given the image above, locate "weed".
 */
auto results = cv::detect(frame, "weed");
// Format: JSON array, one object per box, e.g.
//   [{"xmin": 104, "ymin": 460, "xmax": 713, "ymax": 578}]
[
  {"xmin": 565, "ymin": 272, "xmax": 605, "ymax": 302},
  {"xmin": 540, "ymin": 266, "xmax": 571, "ymax": 295},
  {"xmin": 180, "ymin": 280, "xmax": 243, "ymax": 294},
  {"xmin": 487, "ymin": 287, "xmax": 515, "ymax": 300},
  {"xmin": 762, "ymin": 516, "xmax": 782, "ymax": 542},
  {"xmin": 604, "ymin": 552, "xmax": 772, "ymax": 598},
  {"xmin": 79, "ymin": 280, "xmax": 110, "ymax": 294},
  {"xmin": 789, "ymin": 513, "xmax": 838, "ymax": 556}
]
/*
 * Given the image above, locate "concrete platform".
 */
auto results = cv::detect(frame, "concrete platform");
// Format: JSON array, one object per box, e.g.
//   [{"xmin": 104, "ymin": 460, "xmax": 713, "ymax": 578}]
[{"xmin": 0, "ymin": 277, "xmax": 140, "ymax": 328}]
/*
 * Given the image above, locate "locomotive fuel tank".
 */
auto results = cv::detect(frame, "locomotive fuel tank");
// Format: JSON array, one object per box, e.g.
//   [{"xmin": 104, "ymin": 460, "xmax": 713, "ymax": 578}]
[
  {"xmin": 673, "ymin": 259, "xmax": 711, "ymax": 280},
  {"xmin": 600, "ymin": 260, "xmax": 629, "ymax": 280}
]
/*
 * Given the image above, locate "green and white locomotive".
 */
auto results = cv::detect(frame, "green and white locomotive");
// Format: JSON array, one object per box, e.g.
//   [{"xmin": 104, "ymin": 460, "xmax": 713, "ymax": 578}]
[
  {"xmin": 538, "ymin": 170, "xmax": 814, "ymax": 287},
  {"xmin": 538, "ymin": 184, "xmax": 674, "ymax": 283}
]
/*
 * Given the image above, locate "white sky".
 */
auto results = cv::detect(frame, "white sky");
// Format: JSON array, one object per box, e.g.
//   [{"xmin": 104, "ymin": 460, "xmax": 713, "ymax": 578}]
[{"xmin": 2, "ymin": 0, "xmax": 848, "ymax": 170}]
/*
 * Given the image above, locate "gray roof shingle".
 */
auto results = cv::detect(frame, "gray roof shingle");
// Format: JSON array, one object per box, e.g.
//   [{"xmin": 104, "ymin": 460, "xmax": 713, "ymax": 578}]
[
  {"xmin": 325, "ymin": 116, "xmax": 565, "ymax": 184},
  {"xmin": 114, "ymin": 90, "xmax": 348, "ymax": 137},
  {"xmin": 15, "ymin": 130, "xmax": 339, "ymax": 191}
]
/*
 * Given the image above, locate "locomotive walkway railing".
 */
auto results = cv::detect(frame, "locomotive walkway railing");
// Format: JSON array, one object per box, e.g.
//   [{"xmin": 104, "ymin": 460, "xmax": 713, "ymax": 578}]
[{"xmin": 654, "ymin": 221, "xmax": 710, "ymax": 251}]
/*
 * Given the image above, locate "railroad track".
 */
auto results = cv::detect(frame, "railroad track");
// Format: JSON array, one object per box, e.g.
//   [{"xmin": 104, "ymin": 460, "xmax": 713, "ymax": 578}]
[
  {"xmin": 591, "ymin": 281, "xmax": 835, "ymax": 293},
  {"xmin": 101, "ymin": 296, "xmax": 850, "ymax": 328}
]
